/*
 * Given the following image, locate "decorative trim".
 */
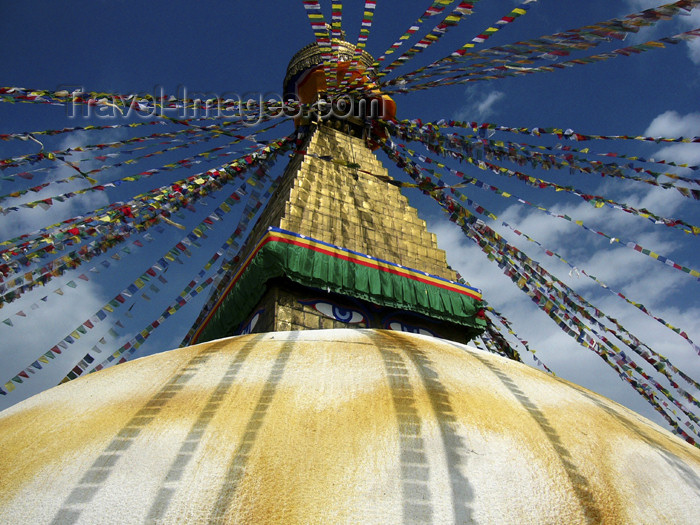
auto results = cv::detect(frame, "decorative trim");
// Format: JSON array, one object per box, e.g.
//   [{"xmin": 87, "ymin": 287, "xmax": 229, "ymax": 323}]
[{"xmin": 188, "ymin": 227, "xmax": 484, "ymax": 345}]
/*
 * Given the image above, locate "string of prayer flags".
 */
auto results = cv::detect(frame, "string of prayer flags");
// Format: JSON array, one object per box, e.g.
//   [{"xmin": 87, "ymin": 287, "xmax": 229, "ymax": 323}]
[
  {"xmin": 496, "ymin": 219, "xmax": 700, "ymax": 360},
  {"xmin": 385, "ymin": 136, "xmax": 699, "ymax": 384},
  {"xmin": 392, "ymin": 121, "xmax": 700, "ymax": 194},
  {"xmin": 1, "ymin": 178, "xmax": 234, "ymax": 313},
  {"xmin": 469, "ymin": 224, "xmax": 700, "ymax": 431},
  {"xmin": 0, "ymin": 130, "xmax": 216, "ymax": 203},
  {"xmin": 356, "ymin": 1, "xmax": 378, "ymax": 53},
  {"xmin": 0, "ymin": 86, "xmax": 294, "ymax": 123},
  {"xmin": 394, "ymin": 140, "xmax": 700, "ymax": 418},
  {"xmin": 494, "ymin": 137, "xmax": 700, "ymax": 179},
  {"xmin": 338, "ymin": 1, "xmax": 378, "ymax": 90},
  {"xmin": 0, "ymin": 161, "xmax": 278, "ymax": 298},
  {"xmin": 466, "ymin": 136, "xmax": 700, "ymax": 193},
  {"xmin": 181, "ymin": 171, "xmax": 291, "ymax": 346},
  {"xmin": 485, "ymin": 305, "xmax": 554, "ymax": 375},
  {"xmin": 390, "ymin": 30, "xmax": 700, "ymax": 91},
  {"xmin": 0, "ymin": 115, "xmax": 286, "ymax": 186},
  {"xmin": 372, "ymin": 1, "xmax": 457, "ymax": 69},
  {"xmin": 506, "ymin": 213, "xmax": 696, "ymax": 341},
  {"xmin": 396, "ymin": 117, "xmax": 700, "ymax": 146},
  {"xmin": 382, "ymin": 0, "xmax": 536, "ymax": 88},
  {"xmin": 417, "ymin": 166, "xmax": 700, "ymax": 391},
  {"xmin": 0, "ymin": 229, "xmax": 165, "ymax": 323},
  {"xmin": 390, "ymin": 121, "xmax": 700, "ymax": 228},
  {"xmin": 395, "ymin": 118, "xmax": 700, "ymax": 195},
  {"xmin": 0, "ymin": 126, "xmax": 212, "ymax": 172},
  {"xmin": 477, "ymin": 307, "xmax": 556, "ymax": 377},
  {"xmin": 477, "ymin": 319, "xmax": 521, "ymax": 361},
  {"xmin": 302, "ymin": 1, "xmax": 336, "ymax": 90},
  {"xmin": 0, "ymin": 112, "xmax": 286, "ymax": 195},
  {"xmin": 402, "ymin": 133, "xmax": 700, "ymax": 236},
  {"xmin": 376, "ymin": 1, "xmax": 479, "ymax": 78},
  {"xmin": 69, "ymin": 263, "xmax": 222, "ymax": 381},
  {"xmin": 465, "ymin": 301, "xmax": 527, "ymax": 363},
  {"xmin": 3, "ymin": 163, "xmax": 269, "ymax": 269},
  {"xmin": 331, "ymin": 2, "xmax": 343, "ymax": 63},
  {"xmin": 450, "ymin": 0, "xmax": 537, "ymax": 55},
  {"xmin": 0, "ymin": 119, "xmax": 167, "ymax": 143}
]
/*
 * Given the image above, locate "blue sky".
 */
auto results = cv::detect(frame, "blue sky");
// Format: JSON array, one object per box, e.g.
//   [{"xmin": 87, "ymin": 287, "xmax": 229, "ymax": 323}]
[{"xmin": 1, "ymin": 1, "xmax": 699, "ymax": 435}]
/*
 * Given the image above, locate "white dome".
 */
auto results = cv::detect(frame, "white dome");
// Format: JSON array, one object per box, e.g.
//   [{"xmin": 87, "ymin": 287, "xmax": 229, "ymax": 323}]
[{"xmin": 0, "ymin": 329, "xmax": 698, "ymax": 524}]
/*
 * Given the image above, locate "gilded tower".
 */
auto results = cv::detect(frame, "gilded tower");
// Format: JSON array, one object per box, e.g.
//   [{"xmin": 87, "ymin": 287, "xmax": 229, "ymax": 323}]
[{"xmin": 184, "ymin": 38, "xmax": 486, "ymax": 346}]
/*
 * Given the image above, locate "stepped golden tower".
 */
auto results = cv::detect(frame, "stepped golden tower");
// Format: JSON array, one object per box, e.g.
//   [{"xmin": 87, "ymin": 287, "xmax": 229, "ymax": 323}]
[{"xmin": 183, "ymin": 38, "xmax": 486, "ymax": 346}]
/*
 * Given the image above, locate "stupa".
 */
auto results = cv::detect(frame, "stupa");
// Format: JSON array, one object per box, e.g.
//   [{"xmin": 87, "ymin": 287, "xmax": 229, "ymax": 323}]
[{"xmin": 0, "ymin": 37, "xmax": 698, "ymax": 525}]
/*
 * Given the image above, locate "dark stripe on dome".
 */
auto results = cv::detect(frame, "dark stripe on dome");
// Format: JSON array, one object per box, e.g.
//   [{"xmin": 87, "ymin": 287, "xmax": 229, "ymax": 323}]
[
  {"xmin": 210, "ymin": 331, "xmax": 299, "ymax": 521},
  {"xmin": 373, "ymin": 331, "xmax": 434, "ymax": 523},
  {"xmin": 146, "ymin": 334, "xmax": 265, "ymax": 522},
  {"xmin": 51, "ymin": 339, "xmax": 234, "ymax": 524},
  {"xmin": 470, "ymin": 351, "xmax": 603, "ymax": 523},
  {"xmin": 384, "ymin": 331, "xmax": 474, "ymax": 524}
]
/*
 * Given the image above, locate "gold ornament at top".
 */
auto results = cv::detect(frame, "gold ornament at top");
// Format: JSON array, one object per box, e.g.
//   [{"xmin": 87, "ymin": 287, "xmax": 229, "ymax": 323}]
[{"xmin": 283, "ymin": 39, "xmax": 376, "ymax": 97}]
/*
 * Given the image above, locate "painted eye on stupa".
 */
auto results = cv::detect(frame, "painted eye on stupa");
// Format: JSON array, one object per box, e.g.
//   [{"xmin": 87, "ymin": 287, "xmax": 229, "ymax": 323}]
[
  {"xmin": 301, "ymin": 300, "xmax": 367, "ymax": 325},
  {"xmin": 386, "ymin": 321, "xmax": 435, "ymax": 337},
  {"xmin": 238, "ymin": 310, "xmax": 263, "ymax": 335}
]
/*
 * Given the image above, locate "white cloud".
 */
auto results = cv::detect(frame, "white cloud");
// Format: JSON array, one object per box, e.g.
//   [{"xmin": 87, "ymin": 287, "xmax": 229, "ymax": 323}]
[
  {"xmin": 682, "ymin": 10, "xmax": 700, "ymax": 64},
  {"xmin": 688, "ymin": 37, "xmax": 700, "ymax": 64},
  {"xmin": 624, "ymin": 0, "xmax": 666, "ymax": 10},
  {"xmin": 645, "ymin": 110, "xmax": 700, "ymax": 138},
  {"xmin": 0, "ymin": 276, "xmax": 110, "ymax": 411},
  {"xmin": 642, "ymin": 111, "xmax": 700, "ymax": 174},
  {"xmin": 454, "ymin": 89, "xmax": 505, "ymax": 121}
]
